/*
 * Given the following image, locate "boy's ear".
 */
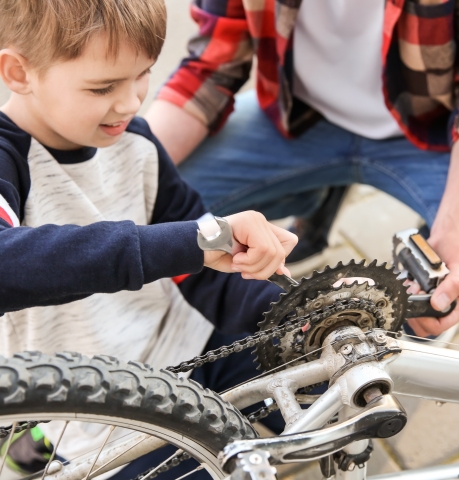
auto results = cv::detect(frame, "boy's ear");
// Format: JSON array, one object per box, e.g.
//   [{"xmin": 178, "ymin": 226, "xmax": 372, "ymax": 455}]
[{"xmin": 0, "ymin": 49, "xmax": 33, "ymax": 95}]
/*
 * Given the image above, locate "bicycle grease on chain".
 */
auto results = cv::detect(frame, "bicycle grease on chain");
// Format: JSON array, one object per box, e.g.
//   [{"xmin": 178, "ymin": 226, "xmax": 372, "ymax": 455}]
[{"xmin": 166, "ymin": 298, "xmax": 382, "ymax": 374}]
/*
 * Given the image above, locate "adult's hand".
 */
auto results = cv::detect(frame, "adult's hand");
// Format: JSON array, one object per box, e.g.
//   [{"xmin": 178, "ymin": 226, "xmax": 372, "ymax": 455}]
[
  {"xmin": 407, "ymin": 142, "xmax": 459, "ymax": 337},
  {"xmin": 406, "ymin": 229, "xmax": 459, "ymax": 336},
  {"xmin": 203, "ymin": 211, "xmax": 298, "ymax": 280}
]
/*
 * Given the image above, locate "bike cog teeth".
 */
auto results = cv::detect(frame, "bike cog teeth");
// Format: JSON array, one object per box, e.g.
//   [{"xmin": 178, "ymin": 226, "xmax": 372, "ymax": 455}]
[{"xmin": 255, "ymin": 260, "xmax": 409, "ymax": 372}]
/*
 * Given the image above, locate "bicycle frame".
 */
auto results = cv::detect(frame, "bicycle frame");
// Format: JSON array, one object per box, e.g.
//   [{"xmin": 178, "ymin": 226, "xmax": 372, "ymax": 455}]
[
  {"xmin": 19, "ymin": 330, "xmax": 459, "ymax": 480},
  {"xmin": 220, "ymin": 330, "xmax": 459, "ymax": 480}
]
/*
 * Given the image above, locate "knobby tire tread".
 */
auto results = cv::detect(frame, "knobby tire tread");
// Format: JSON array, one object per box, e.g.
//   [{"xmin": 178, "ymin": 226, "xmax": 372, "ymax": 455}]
[{"xmin": 0, "ymin": 351, "xmax": 257, "ymax": 454}]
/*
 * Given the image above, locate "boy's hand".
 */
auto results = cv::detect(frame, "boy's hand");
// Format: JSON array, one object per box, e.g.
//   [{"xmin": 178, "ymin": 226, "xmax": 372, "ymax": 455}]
[{"xmin": 203, "ymin": 211, "xmax": 298, "ymax": 280}]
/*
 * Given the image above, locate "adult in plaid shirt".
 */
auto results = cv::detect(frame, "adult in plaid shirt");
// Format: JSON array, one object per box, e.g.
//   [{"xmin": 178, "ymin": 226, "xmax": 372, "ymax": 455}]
[{"xmin": 145, "ymin": 0, "xmax": 459, "ymax": 338}]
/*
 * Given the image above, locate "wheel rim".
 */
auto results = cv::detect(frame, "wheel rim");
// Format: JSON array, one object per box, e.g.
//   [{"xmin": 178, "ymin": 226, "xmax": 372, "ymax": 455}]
[{"xmin": 0, "ymin": 413, "xmax": 225, "ymax": 480}]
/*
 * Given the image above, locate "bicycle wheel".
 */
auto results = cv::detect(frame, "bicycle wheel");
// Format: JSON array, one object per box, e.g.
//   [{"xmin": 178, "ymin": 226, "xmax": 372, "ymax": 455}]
[{"xmin": 0, "ymin": 351, "xmax": 258, "ymax": 480}]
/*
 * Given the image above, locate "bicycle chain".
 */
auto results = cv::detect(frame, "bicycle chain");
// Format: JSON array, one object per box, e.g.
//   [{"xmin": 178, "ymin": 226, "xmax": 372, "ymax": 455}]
[
  {"xmin": 0, "ymin": 420, "xmax": 49, "ymax": 439},
  {"xmin": 149, "ymin": 298, "xmax": 383, "ymax": 480},
  {"xmin": 166, "ymin": 297, "xmax": 382, "ymax": 374},
  {"xmin": 0, "ymin": 298, "xmax": 382, "ymax": 480},
  {"xmin": 135, "ymin": 451, "xmax": 192, "ymax": 480}
]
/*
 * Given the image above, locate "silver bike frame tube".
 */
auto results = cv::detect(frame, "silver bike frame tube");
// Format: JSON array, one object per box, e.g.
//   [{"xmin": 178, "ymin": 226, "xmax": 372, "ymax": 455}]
[
  {"xmin": 221, "ymin": 358, "xmax": 329, "ymax": 410},
  {"xmin": 221, "ymin": 339, "xmax": 459, "ymax": 480},
  {"xmin": 368, "ymin": 463, "xmax": 459, "ymax": 480},
  {"xmin": 282, "ymin": 383, "xmax": 343, "ymax": 434},
  {"xmin": 386, "ymin": 340, "xmax": 459, "ymax": 402}
]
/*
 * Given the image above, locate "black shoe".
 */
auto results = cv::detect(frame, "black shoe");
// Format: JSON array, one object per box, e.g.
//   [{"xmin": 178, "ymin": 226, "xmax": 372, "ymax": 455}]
[{"xmin": 286, "ymin": 186, "xmax": 348, "ymax": 264}]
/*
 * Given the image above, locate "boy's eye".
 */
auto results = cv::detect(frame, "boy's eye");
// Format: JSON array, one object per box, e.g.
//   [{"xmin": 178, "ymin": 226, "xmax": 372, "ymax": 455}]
[
  {"xmin": 139, "ymin": 68, "xmax": 151, "ymax": 78},
  {"xmin": 90, "ymin": 84, "xmax": 115, "ymax": 96}
]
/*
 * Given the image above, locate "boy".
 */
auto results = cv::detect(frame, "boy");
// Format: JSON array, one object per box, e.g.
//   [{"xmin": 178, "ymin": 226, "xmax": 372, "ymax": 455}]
[{"xmin": 0, "ymin": 0, "xmax": 296, "ymax": 476}]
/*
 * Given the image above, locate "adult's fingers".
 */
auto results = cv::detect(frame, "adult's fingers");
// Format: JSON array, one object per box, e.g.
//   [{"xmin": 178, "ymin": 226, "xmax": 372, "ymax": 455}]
[
  {"xmin": 406, "ymin": 318, "xmax": 431, "ymax": 337},
  {"xmin": 431, "ymin": 271, "xmax": 459, "ymax": 312},
  {"xmin": 407, "ymin": 304, "xmax": 459, "ymax": 337},
  {"xmin": 403, "ymin": 279, "xmax": 422, "ymax": 295}
]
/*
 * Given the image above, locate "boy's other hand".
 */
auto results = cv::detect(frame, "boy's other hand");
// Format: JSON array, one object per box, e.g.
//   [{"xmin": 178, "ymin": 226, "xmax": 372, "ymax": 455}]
[{"xmin": 203, "ymin": 211, "xmax": 298, "ymax": 280}]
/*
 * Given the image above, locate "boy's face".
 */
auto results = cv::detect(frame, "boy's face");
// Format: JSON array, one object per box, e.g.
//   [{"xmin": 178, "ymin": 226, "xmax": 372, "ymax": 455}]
[{"xmin": 26, "ymin": 35, "xmax": 154, "ymax": 150}]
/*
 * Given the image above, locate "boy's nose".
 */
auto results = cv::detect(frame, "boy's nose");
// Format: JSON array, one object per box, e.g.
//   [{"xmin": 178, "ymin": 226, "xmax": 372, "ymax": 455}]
[{"xmin": 113, "ymin": 88, "xmax": 142, "ymax": 115}]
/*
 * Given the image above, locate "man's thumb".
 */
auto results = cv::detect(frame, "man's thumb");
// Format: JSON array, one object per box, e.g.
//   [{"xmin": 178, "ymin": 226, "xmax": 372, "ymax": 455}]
[{"xmin": 431, "ymin": 274, "xmax": 459, "ymax": 311}]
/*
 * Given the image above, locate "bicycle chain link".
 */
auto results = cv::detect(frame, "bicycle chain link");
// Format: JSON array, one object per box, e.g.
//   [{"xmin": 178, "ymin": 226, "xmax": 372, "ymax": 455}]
[
  {"xmin": 0, "ymin": 420, "xmax": 49, "ymax": 439},
  {"xmin": 135, "ymin": 451, "xmax": 192, "ymax": 480},
  {"xmin": 166, "ymin": 297, "xmax": 382, "ymax": 374}
]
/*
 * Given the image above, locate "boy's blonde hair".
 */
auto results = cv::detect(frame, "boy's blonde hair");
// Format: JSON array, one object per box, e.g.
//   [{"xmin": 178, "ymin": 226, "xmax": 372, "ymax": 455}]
[{"xmin": 0, "ymin": 0, "xmax": 166, "ymax": 71}]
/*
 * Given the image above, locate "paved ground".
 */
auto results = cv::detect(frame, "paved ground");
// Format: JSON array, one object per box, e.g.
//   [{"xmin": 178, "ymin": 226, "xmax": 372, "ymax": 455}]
[{"xmin": 2, "ymin": 1, "xmax": 459, "ymax": 478}]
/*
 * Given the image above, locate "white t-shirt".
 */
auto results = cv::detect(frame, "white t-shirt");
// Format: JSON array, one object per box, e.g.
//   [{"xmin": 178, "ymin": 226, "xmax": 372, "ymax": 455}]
[{"xmin": 293, "ymin": 0, "xmax": 402, "ymax": 139}]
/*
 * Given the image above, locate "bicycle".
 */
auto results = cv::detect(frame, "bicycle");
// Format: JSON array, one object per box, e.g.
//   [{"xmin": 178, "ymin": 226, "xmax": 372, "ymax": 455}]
[{"xmin": 0, "ymin": 228, "xmax": 457, "ymax": 480}]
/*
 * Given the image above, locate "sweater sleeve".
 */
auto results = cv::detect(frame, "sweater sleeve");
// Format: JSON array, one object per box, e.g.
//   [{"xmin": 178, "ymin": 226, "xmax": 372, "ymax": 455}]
[
  {"xmin": 0, "ymin": 119, "xmax": 205, "ymax": 313},
  {"xmin": 177, "ymin": 268, "xmax": 282, "ymax": 334},
  {"xmin": 156, "ymin": 0, "xmax": 253, "ymax": 134}
]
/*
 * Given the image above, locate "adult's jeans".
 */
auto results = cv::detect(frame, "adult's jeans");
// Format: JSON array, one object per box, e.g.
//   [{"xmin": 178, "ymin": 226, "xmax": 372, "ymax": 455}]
[{"xmin": 179, "ymin": 90, "xmax": 450, "ymax": 227}]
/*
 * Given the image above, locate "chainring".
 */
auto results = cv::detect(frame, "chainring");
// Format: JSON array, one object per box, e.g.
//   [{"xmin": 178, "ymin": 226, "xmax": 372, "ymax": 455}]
[
  {"xmin": 255, "ymin": 260, "xmax": 409, "ymax": 371},
  {"xmin": 276, "ymin": 283, "xmax": 393, "ymax": 366}
]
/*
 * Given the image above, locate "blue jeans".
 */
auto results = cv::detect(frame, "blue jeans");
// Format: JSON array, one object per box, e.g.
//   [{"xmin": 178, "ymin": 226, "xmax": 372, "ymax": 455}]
[{"xmin": 179, "ymin": 90, "xmax": 450, "ymax": 227}]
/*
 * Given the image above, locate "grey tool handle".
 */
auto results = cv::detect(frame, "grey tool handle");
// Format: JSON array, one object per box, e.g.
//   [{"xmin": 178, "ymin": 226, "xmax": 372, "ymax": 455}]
[{"xmin": 268, "ymin": 272, "xmax": 298, "ymax": 291}]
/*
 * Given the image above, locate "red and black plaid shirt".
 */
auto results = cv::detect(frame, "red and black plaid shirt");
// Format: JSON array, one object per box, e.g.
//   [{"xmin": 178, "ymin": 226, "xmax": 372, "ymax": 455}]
[{"xmin": 158, "ymin": 0, "xmax": 458, "ymax": 151}]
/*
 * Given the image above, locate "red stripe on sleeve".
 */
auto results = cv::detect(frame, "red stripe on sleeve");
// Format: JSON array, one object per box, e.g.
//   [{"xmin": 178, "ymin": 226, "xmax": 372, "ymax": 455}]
[
  {"xmin": 172, "ymin": 274, "xmax": 191, "ymax": 285},
  {"xmin": 0, "ymin": 207, "xmax": 13, "ymax": 227}
]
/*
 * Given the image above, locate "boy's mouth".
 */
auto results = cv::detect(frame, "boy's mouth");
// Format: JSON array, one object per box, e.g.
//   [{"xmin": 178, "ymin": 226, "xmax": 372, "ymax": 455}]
[{"xmin": 99, "ymin": 120, "xmax": 130, "ymax": 136}]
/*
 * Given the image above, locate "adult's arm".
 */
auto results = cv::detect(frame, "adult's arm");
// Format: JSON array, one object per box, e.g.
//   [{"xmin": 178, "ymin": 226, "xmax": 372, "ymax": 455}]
[
  {"xmin": 145, "ymin": 0, "xmax": 253, "ymax": 162},
  {"xmin": 145, "ymin": 100, "xmax": 208, "ymax": 165},
  {"xmin": 408, "ymin": 141, "xmax": 459, "ymax": 336}
]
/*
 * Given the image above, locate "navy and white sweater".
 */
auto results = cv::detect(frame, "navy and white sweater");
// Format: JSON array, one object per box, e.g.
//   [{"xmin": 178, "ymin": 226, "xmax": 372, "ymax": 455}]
[{"xmin": 0, "ymin": 112, "xmax": 281, "ymax": 368}]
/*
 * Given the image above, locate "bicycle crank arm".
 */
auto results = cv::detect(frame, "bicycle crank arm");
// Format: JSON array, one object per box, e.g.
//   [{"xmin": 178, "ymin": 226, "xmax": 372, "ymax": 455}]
[
  {"xmin": 407, "ymin": 294, "xmax": 457, "ymax": 318},
  {"xmin": 220, "ymin": 395, "xmax": 406, "ymax": 468}
]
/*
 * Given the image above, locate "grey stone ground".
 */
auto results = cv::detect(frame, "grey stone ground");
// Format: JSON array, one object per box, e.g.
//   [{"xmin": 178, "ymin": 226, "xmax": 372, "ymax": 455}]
[{"xmin": 2, "ymin": 1, "xmax": 459, "ymax": 478}]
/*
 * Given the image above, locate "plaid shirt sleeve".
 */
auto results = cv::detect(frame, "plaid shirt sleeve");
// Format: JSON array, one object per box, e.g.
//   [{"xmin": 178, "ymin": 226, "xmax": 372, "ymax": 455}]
[{"xmin": 156, "ymin": 0, "xmax": 254, "ymax": 133}]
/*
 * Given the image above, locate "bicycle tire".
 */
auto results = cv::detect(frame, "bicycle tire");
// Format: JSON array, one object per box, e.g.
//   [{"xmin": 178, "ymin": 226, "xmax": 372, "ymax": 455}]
[{"xmin": 0, "ymin": 351, "xmax": 258, "ymax": 478}]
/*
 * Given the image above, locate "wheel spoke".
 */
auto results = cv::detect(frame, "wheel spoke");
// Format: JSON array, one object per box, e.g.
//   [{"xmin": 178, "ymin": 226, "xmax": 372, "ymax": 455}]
[
  {"xmin": 0, "ymin": 421, "xmax": 17, "ymax": 477},
  {"xmin": 84, "ymin": 424, "xmax": 115, "ymax": 480},
  {"xmin": 173, "ymin": 465, "xmax": 205, "ymax": 480},
  {"xmin": 41, "ymin": 421, "xmax": 68, "ymax": 480},
  {"xmin": 139, "ymin": 449, "xmax": 184, "ymax": 480},
  {"xmin": 89, "ymin": 433, "xmax": 150, "ymax": 478}
]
